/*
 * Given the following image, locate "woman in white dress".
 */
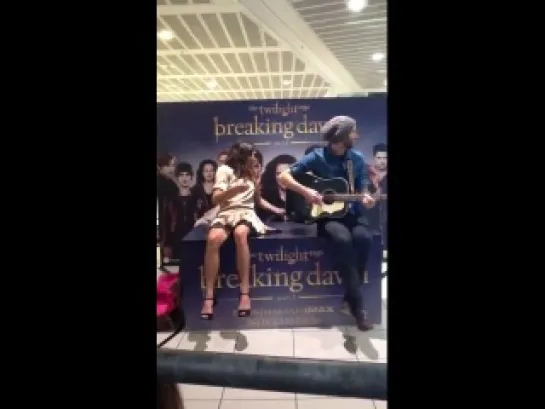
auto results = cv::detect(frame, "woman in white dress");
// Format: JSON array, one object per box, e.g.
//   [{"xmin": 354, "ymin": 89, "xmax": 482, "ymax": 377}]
[{"xmin": 200, "ymin": 142, "xmax": 282, "ymax": 320}]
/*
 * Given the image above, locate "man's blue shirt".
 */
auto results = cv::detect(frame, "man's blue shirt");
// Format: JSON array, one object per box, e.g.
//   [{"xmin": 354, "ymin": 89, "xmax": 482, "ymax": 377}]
[{"xmin": 290, "ymin": 146, "xmax": 369, "ymax": 216}]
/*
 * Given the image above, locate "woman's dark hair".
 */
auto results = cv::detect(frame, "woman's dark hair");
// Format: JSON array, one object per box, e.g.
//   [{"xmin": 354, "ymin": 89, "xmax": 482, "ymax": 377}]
[
  {"xmin": 157, "ymin": 382, "xmax": 184, "ymax": 409},
  {"xmin": 196, "ymin": 159, "xmax": 217, "ymax": 185},
  {"xmin": 261, "ymin": 154, "xmax": 297, "ymax": 194},
  {"xmin": 225, "ymin": 141, "xmax": 257, "ymax": 178}
]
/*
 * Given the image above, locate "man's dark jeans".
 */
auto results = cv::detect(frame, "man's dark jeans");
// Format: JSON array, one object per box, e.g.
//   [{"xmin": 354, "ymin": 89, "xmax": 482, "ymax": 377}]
[{"xmin": 318, "ymin": 213, "xmax": 373, "ymax": 320}]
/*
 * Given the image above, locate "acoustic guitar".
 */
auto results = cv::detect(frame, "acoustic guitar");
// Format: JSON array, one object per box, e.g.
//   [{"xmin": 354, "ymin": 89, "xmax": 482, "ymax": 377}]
[{"xmin": 286, "ymin": 172, "xmax": 371, "ymax": 221}]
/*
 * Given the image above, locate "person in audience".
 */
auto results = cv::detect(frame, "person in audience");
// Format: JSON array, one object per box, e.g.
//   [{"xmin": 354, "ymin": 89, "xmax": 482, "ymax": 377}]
[
  {"xmin": 157, "ymin": 153, "xmax": 179, "ymax": 268},
  {"xmin": 259, "ymin": 154, "xmax": 297, "ymax": 222},
  {"xmin": 278, "ymin": 116, "xmax": 376, "ymax": 331},
  {"xmin": 157, "ymin": 382, "xmax": 184, "ymax": 409},
  {"xmin": 217, "ymin": 150, "xmax": 229, "ymax": 166},
  {"xmin": 200, "ymin": 142, "xmax": 281, "ymax": 320},
  {"xmin": 174, "ymin": 162, "xmax": 197, "ymax": 241},
  {"xmin": 191, "ymin": 159, "xmax": 217, "ymax": 220}
]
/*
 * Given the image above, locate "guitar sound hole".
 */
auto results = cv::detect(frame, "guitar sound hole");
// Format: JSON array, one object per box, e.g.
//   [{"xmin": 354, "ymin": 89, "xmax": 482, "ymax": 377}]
[{"xmin": 321, "ymin": 189, "xmax": 336, "ymax": 205}]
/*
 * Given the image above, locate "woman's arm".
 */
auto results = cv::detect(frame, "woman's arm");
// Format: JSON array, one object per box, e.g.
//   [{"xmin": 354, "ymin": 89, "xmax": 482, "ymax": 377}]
[
  {"xmin": 212, "ymin": 166, "xmax": 247, "ymax": 206},
  {"xmin": 258, "ymin": 197, "xmax": 285, "ymax": 216},
  {"xmin": 212, "ymin": 186, "xmax": 246, "ymax": 206}
]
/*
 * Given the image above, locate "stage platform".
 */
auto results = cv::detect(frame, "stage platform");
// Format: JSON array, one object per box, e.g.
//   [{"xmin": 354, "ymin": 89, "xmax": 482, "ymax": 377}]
[{"xmin": 179, "ymin": 222, "xmax": 382, "ymax": 330}]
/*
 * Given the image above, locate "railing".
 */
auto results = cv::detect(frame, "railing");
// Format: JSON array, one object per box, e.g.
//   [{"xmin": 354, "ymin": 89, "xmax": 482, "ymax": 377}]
[{"xmin": 157, "ymin": 349, "xmax": 387, "ymax": 400}]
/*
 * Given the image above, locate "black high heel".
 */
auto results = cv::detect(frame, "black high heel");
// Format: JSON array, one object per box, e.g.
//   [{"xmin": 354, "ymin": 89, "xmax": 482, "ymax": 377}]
[
  {"xmin": 200, "ymin": 295, "xmax": 217, "ymax": 320},
  {"xmin": 238, "ymin": 292, "xmax": 251, "ymax": 317}
]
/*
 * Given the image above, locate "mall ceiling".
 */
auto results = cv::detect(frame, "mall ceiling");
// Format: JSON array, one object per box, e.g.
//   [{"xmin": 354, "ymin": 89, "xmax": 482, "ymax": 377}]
[{"xmin": 157, "ymin": 0, "xmax": 387, "ymax": 101}]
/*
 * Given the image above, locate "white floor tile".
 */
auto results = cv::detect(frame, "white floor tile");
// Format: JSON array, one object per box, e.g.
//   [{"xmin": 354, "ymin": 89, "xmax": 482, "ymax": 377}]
[
  {"xmin": 178, "ymin": 384, "xmax": 224, "ymax": 400},
  {"xmin": 234, "ymin": 329, "xmax": 294, "ymax": 356},
  {"xmin": 183, "ymin": 400, "xmax": 221, "ymax": 409},
  {"xmin": 157, "ymin": 331, "xmax": 174, "ymax": 345},
  {"xmin": 177, "ymin": 330, "xmax": 238, "ymax": 352},
  {"xmin": 344, "ymin": 327, "xmax": 387, "ymax": 362},
  {"xmin": 223, "ymin": 387, "xmax": 295, "ymax": 400},
  {"xmin": 293, "ymin": 329, "xmax": 358, "ymax": 360},
  {"xmin": 220, "ymin": 400, "xmax": 296, "ymax": 409},
  {"xmin": 357, "ymin": 337, "xmax": 387, "ymax": 362},
  {"xmin": 160, "ymin": 331, "xmax": 186, "ymax": 348},
  {"xmin": 297, "ymin": 398, "xmax": 375, "ymax": 409},
  {"xmin": 293, "ymin": 326, "xmax": 346, "ymax": 333}
]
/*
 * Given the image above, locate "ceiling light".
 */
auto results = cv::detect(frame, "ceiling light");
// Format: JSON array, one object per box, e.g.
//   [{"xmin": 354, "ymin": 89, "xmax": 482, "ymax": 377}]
[
  {"xmin": 206, "ymin": 80, "xmax": 218, "ymax": 89},
  {"xmin": 347, "ymin": 0, "xmax": 368, "ymax": 12},
  {"xmin": 157, "ymin": 29, "xmax": 174, "ymax": 41},
  {"xmin": 371, "ymin": 52, "xmax": 385, "ymax": 62},
  {"xmin": 283, "ymin": 79, "xmax": 292, "ymax": 85}
]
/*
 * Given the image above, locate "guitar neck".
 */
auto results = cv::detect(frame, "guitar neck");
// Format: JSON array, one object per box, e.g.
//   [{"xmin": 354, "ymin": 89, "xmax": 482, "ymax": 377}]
[{"xmin": 323, "ymin": 194, "xmax": 363, "ymax": 202}]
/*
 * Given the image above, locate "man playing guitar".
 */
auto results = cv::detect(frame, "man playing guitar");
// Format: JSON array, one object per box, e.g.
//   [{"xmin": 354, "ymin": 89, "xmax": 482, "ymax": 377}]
[{"xmin": 279, "ymin": 116, "xmax": 376, "ymax": 331}]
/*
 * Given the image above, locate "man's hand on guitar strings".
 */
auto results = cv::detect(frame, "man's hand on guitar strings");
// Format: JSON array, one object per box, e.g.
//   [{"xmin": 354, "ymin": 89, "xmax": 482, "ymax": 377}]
[
  {"xmin": 304, "ymin": 187, "xmax": 323, "ymax": 205},
  {"xmin": 361, "ymin": 192, "xmax": 376, "ymax": 209}
]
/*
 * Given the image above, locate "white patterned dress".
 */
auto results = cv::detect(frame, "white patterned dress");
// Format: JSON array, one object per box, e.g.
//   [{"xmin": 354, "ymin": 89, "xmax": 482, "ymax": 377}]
[{"xmin": 210, "ymin": 165, "xmax": 268, "ymax": 234}]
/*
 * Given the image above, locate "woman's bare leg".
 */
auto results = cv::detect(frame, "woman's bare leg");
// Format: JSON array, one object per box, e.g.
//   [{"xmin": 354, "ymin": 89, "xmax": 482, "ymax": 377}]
[
  {"xmin": 201, "ymin": 227, "xmax": 228, "ymax": 315},
  {"xmin": 233, "ymin": 224, "xmax": 251, "ymax": 311}
]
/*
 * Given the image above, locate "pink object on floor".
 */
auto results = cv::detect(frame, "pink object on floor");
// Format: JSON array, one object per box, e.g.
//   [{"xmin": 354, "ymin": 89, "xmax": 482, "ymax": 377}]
[{"xmin": 157, "ymin": 272, "xmax": 179, "ymax": 317}]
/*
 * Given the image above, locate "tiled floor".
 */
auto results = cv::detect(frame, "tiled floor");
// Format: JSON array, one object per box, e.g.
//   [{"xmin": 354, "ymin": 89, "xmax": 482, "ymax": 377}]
[{"xmin": 157, "ymin": 261, "xmax": 388, "ymax": 409}]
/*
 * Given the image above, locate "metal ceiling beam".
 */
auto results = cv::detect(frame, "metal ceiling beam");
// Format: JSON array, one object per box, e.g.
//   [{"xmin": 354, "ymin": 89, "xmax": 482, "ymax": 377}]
[
  {"xmin": 157, "ymin": 47, "xmax": 286, "ymax": 57},
  {"xmin": 157, "ymin": 87, "xmax": 328, "ymax": 95},
  {"xmin": 157, "ymin": 72, "xmax": 317, "ymax": 79},
  {"xmin": 239, "ymin": 0, "xmax": 364, "ymax": 95},
  {"xmin": 157, "ymin": 4, "xmax": 243, "ymax": 16}
]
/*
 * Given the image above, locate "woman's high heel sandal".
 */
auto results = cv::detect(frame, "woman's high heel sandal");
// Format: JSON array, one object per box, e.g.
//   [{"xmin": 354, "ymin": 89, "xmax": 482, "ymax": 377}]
[
  {"xmin": 237, "ymin": 292, "xmax": 251, "ymax": 317},
  {"xmin": 200, "ymin": 295, "xmax": 217, "ymax": 320}
]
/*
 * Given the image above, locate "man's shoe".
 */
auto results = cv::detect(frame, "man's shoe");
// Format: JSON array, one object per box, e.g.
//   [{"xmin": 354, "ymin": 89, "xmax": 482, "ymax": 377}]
[{"xmin": 355, "ymin": 317, "xmax": 374, "ymax": 331}]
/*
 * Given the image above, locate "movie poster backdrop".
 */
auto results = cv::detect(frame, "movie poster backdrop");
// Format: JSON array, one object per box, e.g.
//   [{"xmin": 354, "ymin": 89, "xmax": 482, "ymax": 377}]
[
  {"xmin": 157, "ymin": 96, "xmax": 387, "ymax": 243},
  {"xmin": 157, "ymin": 96, "xmax": 387, "ymax": 329}
]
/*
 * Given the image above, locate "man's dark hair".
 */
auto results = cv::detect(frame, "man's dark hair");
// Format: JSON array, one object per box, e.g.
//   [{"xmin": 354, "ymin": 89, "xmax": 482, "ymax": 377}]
[
  {"xmin": 304, "ymin": 144, "xmax": 322, "ymax": 155},
  {"xmin": 373, "ymin": 143, "xmax": 387, "ymax": 156},
  {"xmin": 321, "ymin": 116, "xmax": 356, "ymax": 143},
  {"xmin": 175, "ymin": 162, "xmax": 193, "ymax": 177}
]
